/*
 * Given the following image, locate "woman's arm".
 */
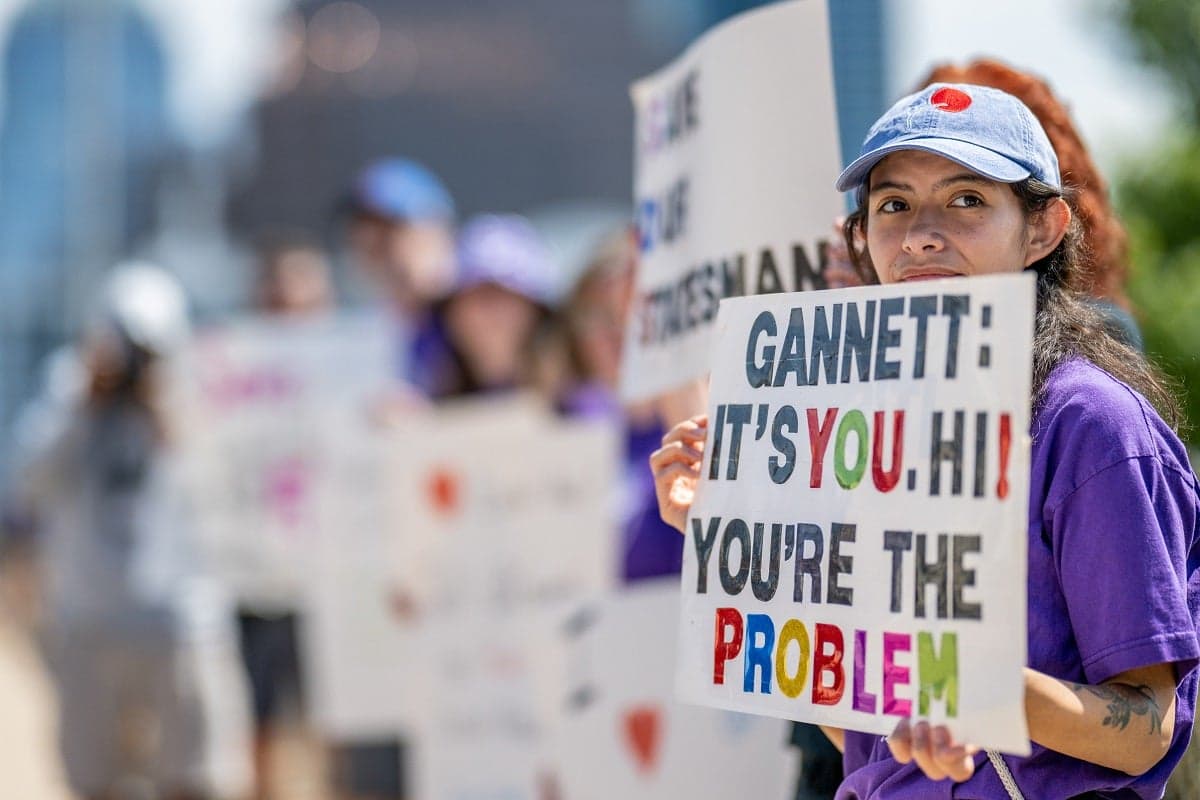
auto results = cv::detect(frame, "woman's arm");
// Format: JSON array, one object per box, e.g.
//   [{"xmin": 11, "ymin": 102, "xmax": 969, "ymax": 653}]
[
  {"xmin": 888, "ymin": 662, "xmax": 1177, "ymax": 781},
  {"xmin": 1024, "ymin": 663, "xmax": 1175, "ymax": 776},
  {"xmin": 819, "ymin": 725, "xmax": 845, "ymax": 753}
]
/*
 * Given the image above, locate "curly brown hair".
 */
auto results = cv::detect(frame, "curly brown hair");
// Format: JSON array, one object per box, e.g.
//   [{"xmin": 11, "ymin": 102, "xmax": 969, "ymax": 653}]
[{"xmin": 918, "ymin": 59, "xmax": 1130, "ymax": 308}]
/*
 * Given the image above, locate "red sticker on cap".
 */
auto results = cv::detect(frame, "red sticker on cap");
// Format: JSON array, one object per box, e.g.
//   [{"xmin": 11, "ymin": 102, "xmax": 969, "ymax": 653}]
[{"xmin": 931, "ymin": 87, "xmax": 972, "ymax": 112}]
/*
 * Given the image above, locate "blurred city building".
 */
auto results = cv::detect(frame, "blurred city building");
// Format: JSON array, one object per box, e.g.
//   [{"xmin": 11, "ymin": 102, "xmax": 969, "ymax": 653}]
[{"xmin": 0, "ymin": 0, "xmax": 174, "ymax": 477}]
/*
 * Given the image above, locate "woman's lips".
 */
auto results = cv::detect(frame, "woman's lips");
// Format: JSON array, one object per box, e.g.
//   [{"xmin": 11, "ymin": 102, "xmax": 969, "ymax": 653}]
[{"xmin": 897, "ymin": 271, "xmax": 963, "ymax": 282}]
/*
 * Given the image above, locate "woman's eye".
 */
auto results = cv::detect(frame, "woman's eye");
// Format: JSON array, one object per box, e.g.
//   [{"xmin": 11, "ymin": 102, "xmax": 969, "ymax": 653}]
[
  {"xmin": 950, "ymin": 194, "xmax": 983, "ymax": 208},
  {"xmin": 878, "ymin": 199, "xmax": 907, "ymax": 213}
]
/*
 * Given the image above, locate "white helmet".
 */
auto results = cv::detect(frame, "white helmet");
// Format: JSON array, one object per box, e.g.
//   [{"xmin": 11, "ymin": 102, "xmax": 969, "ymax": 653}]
[{"xmin": 98, "ymin": 261, "xmax": 190, "ymax": 356}]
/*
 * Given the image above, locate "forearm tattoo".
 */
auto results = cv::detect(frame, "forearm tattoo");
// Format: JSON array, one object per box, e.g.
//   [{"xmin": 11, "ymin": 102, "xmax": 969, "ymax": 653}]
[{"xmin": 1069, "ymin": 682, "xmax": 1163, "ymax": 735}]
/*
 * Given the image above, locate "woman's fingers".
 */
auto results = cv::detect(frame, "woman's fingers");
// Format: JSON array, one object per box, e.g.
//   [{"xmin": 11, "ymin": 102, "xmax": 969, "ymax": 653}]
[
  {"xmin": 888, "ymin": 721, "xmax": 977, "ymax": 783},
  {"xmin": 661, "ymin": 415, "xmax": 708, "ymax": 448},
  {"xmin": 907, "ymin": 722, "xmax": 949, "ymax": 781},
  {"xmin": 651, "ymin": 463, "xmax": 699, "ymax": 532},
  {"xmin": 650, "ymin": 415, "xmax": 709, "ymax": 533},
  {"xmin": 933, "ymin": 729, "xmax": 977, "ymax": 783},
  {"xmin": 649, "ymin": 441, "xmax": 704, "ymax": 472},
  {"xmin": 886, "ymin": 718, "xmax": 914, "ymax": 764}
]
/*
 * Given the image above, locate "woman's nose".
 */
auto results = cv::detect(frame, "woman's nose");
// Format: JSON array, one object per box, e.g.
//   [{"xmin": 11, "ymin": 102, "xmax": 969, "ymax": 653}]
[{"xmin": 901, "ymin": 214, "xmax": 945, "ymax": 255}]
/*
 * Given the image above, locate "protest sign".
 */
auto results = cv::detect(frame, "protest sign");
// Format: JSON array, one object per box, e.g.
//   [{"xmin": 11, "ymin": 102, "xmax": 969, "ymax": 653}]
[
  {"xmin": 677, "ymin": 273, "xmax": 1035, "ymax": 755},
  {"xmin": 389, "ymin": 401, "xmax": 618, "ymax": 619},
  {"xmin": 302, "ymin": 396, "xmax": 548, "ymax": 739},
  {"xmin": 304, "ymin": 397, "xmax": 620, "ymax": 777},
  {"xmin": 620, "ymin": 0, "xmax": 843, "ymax": 401},
  {"xmin": 394, "ymin": 403, "xmax": 619, "ymax": 799},
  {"xmin": 555, "ymin": 580, "xmax": 795, "ymax": 800},
  {"xmin": 176, "ymin": 312, "xmax": 393, "ymax": 609},
  {"xmin": 303, "ymin": 413, "xmax": 424, "ymax": 738}
]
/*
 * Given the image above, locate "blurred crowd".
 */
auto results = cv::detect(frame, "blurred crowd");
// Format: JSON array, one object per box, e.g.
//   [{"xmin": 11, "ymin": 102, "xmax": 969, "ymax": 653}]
[{"xmin": 0, "ymin": 146, "xmax": 690, "ymax": 800}]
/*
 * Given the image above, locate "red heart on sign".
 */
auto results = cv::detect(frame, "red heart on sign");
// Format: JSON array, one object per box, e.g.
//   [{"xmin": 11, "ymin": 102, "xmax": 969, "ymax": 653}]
[
  {"xmin": 622, "ymin": 705, "xmax": 663, "ymax": 774},
  {"xmin": 426, "ymin": 468, "xmax": 461, "ymax": 517}
]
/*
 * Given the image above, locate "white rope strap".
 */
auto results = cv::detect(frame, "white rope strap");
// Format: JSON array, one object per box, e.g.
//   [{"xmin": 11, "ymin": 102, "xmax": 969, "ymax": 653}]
[{"xmin": 986, "ymin": 750, "xmax": 1025, "ymax": 800}]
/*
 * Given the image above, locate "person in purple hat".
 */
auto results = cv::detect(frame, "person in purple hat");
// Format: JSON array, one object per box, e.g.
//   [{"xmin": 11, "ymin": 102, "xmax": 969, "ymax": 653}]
[
  {"xmin": 439, "ymin": 214, "xmax": 556, "ymax": 398},
  {"xmin": 651, "ymin": 83, "xmax": 1199, "ymax": 798}
]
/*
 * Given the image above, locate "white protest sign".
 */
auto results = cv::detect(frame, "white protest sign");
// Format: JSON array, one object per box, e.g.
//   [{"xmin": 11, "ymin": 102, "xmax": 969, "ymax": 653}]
[
  {"xmin": 303, "ymin": 414, "xmax": 423, "ymax": 738},
  {"xmin": 620, "ymin": 0, "xmax": 843, "ymax": 401},
  {"xmin": 413, "ymin": 616, "xmax": 568, "ymax": 800},
  {"xmin": 555, "ymin": 580, "xmax": 795, "ymax": 800},
  {"xmin": 389, "ymin": 401, "xmax": 618, "ymax": 620},
  {"xmin": 177, "ymin": 312, "xmax": 393, "ymax": 609},
  {"xmin": 677, "ymin": 274, "xmax": 1034, "ymax": 755},
  {"xmin": 302, "ymin": 396, "xmax": 549, "ymax": 740},
  {"xmin": 309, "ymin": 399, "xmax": 620, "ymax": 795},
  {"xmin": 401, "ymin": 405, "xmax": 620, "ymax": 800}
]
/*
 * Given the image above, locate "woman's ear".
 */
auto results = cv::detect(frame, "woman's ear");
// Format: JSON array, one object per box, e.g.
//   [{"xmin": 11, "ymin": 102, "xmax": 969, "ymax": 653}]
[{"xmin": 1024, "ymin": 197, "xmax": 1071, "ymax": 266}]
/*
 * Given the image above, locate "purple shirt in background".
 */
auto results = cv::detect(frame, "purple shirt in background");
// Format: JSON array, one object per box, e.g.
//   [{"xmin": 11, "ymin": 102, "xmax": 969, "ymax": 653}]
[
  {"xmin": 392, "ymin": 307, "xmax": 459, "ymax": 399},
  {"xmin": 838, "ymin": 358, "xmax": 1200, "ymax": 800},
  {"xmin": 560, "ymin": 383, "xmax": 684, "ymax": 583}
]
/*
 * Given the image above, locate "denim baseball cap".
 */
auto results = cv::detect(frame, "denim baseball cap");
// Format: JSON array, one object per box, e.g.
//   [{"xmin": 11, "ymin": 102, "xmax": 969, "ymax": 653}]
[
  {"xmin": 835, "ymin": 83, "xmax": 1061, "ymax": 194},
  {"xmin": 454, "ymin": 214, "xmax": 557, "ymax": 305},
  {"xmin": 348, "ymin": 157, "xmax": 455, "ymax": 222}
]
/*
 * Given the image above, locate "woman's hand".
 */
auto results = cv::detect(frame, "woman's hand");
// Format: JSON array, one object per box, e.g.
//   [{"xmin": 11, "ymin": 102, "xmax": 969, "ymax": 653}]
[
  {"xmin": 886, "ymin": 719, "xmax": 979, "ymax": 783},
  {"xmin": 649, "ymin": 414, "xmax": 707, "ymax": 533}
]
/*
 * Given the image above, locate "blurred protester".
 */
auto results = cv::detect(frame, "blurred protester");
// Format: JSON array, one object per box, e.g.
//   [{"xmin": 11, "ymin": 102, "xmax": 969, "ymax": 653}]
[
  {"xmin": 558, "ymin": 227, "xmax": 684, "ymax": 582},
  {"xmin": 343, "ymin": 157, "xmax": 460, "ymax": 397},
  {"xmin": 240, "ymin": 233, "xmax": 336, "ymax": 800},
  {"xmin": 254, "ymin": 233, "xmax": 335, "ymax": 318},
  {"xmin": 14, "ymin": 263, "xmax": 251, "ymax": 800},
  {"xmin": 439, "ymin": 214, "xmax": 556, "ymax": 399},
  {"xmin": 333, "ymin": 157, "xmax": 459, "ymax": 800}
]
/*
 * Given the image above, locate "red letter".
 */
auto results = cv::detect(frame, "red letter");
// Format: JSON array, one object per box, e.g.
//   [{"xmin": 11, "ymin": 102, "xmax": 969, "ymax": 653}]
[
  {"xmin": 872, "ymin": 410, "xmax": 904, "ymax": 492},
  {"xmin": 812, "ymin": 623, "xmax": 845, "ymax": 705},
  {"xmin": 713, "ymin": 608, "xmax": 744, "ymax": 684},
  {"xmin": 807, "ymin": 408, "xmax": 838, "ymax": 488}
]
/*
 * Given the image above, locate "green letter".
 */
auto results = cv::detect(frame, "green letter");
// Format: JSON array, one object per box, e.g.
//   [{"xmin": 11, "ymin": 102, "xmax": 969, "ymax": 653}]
[
  {"xmin": 834, "ymin": 409, "xmax": 868, "ymax": 489},
  {"xmin": 917, "ymin": 631, "xmax": 958, "ymax": 717}
]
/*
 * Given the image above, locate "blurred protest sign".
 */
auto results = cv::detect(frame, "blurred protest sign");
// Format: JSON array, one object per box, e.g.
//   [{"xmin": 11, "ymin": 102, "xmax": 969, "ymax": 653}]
[
  {"xmin": 555, "ymin": 579, "xmax": 795, "ymax": 799},
  {"xmin": 302, "ymin": 396, "xmax": 545, "ymax": 739},
  {"xmin": 391, "ymin": 401, "xmax": 619, "ymax": 799},
  {"xmin": 303, "ymin": 397, "xmax": 621, "ymax": 787},
  {"xmin": 677, "ymin": 274, "xmax": 1034, "ymax": 755},
  {"xmin": 302, "ymin": 409, "xmax": 422, "ymax": 738},
  {"xmin": 176, "ymin": 313, "xmax": 393, "ymax": 610},
  {"xmin": 389, "ymin": 401, "xmax": 618, "ymax": 617},
  {"xmin": 620, "ymin": 0, "xmax": 843, "ymax": 401}
]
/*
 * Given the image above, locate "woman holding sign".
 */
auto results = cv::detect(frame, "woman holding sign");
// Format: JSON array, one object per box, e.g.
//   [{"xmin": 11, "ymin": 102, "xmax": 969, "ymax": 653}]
[{"xmin": 651, "ymin": 83, "xmax": 1199, "ymax": 798}]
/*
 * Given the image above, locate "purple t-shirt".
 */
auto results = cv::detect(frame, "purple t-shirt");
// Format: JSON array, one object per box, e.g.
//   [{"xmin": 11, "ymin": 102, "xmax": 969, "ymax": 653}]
[{"xmin": 838, "ymin": 358, "xmax": 1200, "ymax": 799}]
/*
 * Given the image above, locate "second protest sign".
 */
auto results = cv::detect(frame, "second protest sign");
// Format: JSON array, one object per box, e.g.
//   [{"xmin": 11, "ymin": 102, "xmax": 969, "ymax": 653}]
[{"xmin": 676, "ymin": 274, "xmax": 1035, "ymax": 755}]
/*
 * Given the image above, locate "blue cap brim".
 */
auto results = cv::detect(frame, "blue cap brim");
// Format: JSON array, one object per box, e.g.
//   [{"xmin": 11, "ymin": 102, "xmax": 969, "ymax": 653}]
[{"xmin": 835, "ymin": 137, "xmax": 1032, "ymax": 193}]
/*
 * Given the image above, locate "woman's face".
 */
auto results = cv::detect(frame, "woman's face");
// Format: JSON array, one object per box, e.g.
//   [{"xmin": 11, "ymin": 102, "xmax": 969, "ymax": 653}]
[
  {"xmin": 445, "ymin": 283, "xmax": 541, "ymax": 387},
  {"xmin": 865, "ymin": 151, "xmax": 1059, "ymax": 285},
  {"xmin": 571, "ymin": 270, "xmax": 632, "ymax": 389}
]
